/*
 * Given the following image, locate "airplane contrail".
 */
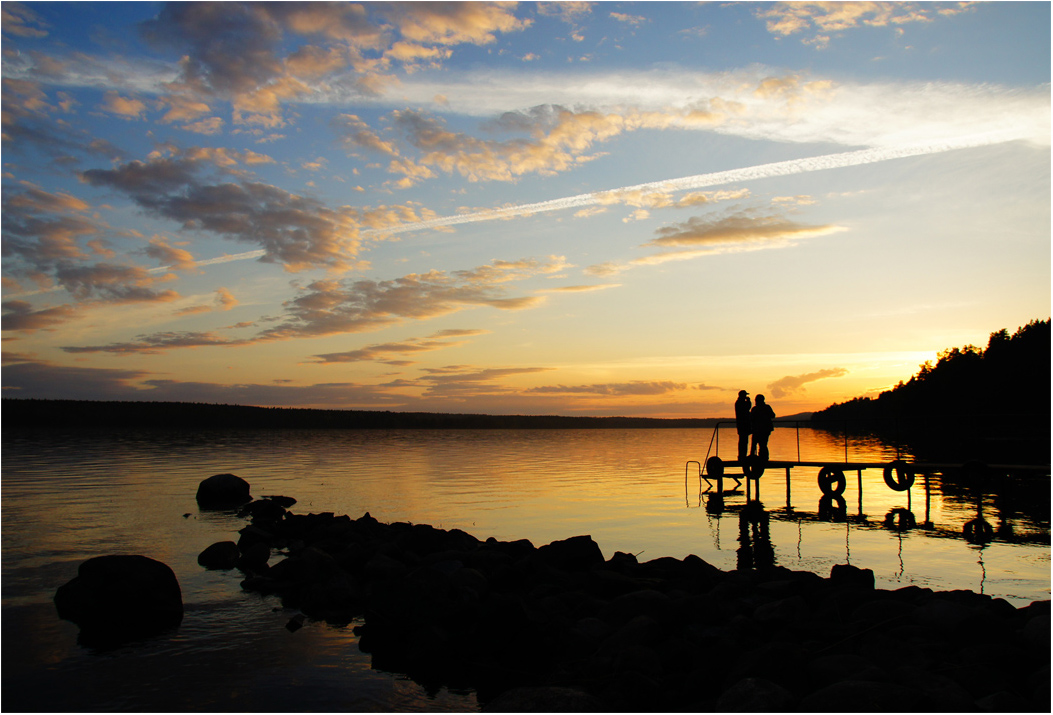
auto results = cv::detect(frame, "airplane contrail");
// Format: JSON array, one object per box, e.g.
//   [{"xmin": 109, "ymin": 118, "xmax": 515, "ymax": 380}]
[{"xmin": 363, "ymin": 130, "xmax": 1018, "ymax": 237}]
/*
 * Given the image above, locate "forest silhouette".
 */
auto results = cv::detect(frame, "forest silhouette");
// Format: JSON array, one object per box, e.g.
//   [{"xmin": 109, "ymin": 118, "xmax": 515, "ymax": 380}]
[{"xmin": 813, "ymin": 318, "xmax": 1050, "ymax": 463}]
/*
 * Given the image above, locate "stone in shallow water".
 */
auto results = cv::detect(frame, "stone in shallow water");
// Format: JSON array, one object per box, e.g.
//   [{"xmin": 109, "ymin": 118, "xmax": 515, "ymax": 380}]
[
  {"xmin": 196, "ymin": 473, "xmax": 252, "ymax": 509},
  {"xmin": 54, "ymin": 554, "xmax": 183, "ymax": 646}
]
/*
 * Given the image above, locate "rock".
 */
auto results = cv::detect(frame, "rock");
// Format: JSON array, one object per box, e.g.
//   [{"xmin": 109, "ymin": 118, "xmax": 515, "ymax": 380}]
[
  {"xmin": 800, "ymin": 680, "xmax": 921, "ymax": 712},
  {"xmin": 830, "ymin": 563, "xmax": 875, "ymax": 589},
  {"xmin": 538, "ymin": 535, "xmax": 604, "ymax": 571},
  {"xmin": 195, "ymin": 473, "xmax": 251, "ymax": 509},
  {"xmin": 236, "ymin": 542, "xmax": 271, "ymax": 571},
  {"xmin": 482, "ymin": 685, "xmax": 603, "ymax": 712},
  {"xmin": 198, "ymin": 541, "xmax": 239, "ymax": 570},
  {"xmin": 976, "ymin": 690, "xmax": 1030, "ymax": 712},
  {"xmin": 717, "ymin": 677, "xmax": 795, "ymax": 712},
  {"xmin": 54, "ymin": 555, "xmax": 183, "ymax": 645}
]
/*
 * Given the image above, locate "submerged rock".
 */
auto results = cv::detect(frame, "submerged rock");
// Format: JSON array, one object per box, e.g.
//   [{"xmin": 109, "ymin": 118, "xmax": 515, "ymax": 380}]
[{"xmin": 54, "ymin": 554, "xmax": 183, "ymax": 646}]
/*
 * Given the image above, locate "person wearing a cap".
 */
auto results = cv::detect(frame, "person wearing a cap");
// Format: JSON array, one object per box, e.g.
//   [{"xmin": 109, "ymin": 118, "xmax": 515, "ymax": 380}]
[{"xmin": 734, "ymin": 389, "xmax": 752, "ymax": 463}]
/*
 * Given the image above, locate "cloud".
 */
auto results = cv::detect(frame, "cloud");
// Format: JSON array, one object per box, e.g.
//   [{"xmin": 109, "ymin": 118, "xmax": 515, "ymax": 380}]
[
  {"xmin": 367, "ymin": 134, "xmax": 1034, "ymax": 239},
  {"xmin": 81, "ymin": 156, "xmax": 363, "ymax": 272},
  {"xmin": 1, "ymin": 300, "xmax": 79, "ymax": 332},
  {"xmin": 311, "ymin": 328, "xmax": 487, "ymax": 364},
  {"xmin": 255, "ymin": 257, "xmax": 562, "ymax": 341},
  {"xmin": 610, "ymin": 12, "xmax": 647, "ymax": 27},
  {"xmin": 537, "ymin": 2, "xmax": 594, "ymax": 23},
  {"xmin": 526, "ymin": 381, "xmax": 688, "ymax": 396},
  {"xmin": 646, "ymin": 210, "xmax": 845, "ymax": 249},
  {"xmin": 53, "ymin": 262, "xmax": 181, "ymax": 304},
  {"xmin": 767, "ymin": 368, "xmax": 849, "ymax": 399},
  {"xmin": 145, "ymin": 237, "xmax": 197, "ymax": 272},
  {"xmin": 414, "ymin": 366, "xmax": 553, "ymax": 399},
  {"xmin": 0, "ymin": 355, "xmax": 414, "ymax": 407},
  {"xmin": 755, "ymin": 2, "xmax": 974, "ymax": 46},
  {"xmin": 175, "ymin": 287, "xmax": 239, "ymax": 317},
  {"xmin": 77, "ymin": 148, "xmax": 442, "ymax": 272},
  {"xmin": 2, "ymin": 3, "xmax": 49, "ymax": 38},
  {"xmin": 60, "ymin": 257, "xmax": 563, "ymax": 354},
  {"xmin": 384, "ymin": 2, "xmax": 530, "ymax": 46},
  {"xmin": 62, "ymin": 330, "xmax": 236, "ymax": 355},
  {"xmin": 100, "ymin": 91, "xmax": 147, "ymax": 118}
]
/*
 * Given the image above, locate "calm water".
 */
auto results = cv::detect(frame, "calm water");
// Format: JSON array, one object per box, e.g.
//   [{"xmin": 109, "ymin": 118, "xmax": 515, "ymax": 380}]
[{"xmin": 2, "ymin": 427, "xmax": 1049, "ymax": 712}]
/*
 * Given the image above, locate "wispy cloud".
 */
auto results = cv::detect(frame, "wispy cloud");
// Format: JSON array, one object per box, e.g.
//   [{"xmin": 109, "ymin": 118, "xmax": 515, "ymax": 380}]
[
  {"xmin": 58, "ymin": 257, "xmax": 564, "ymax": 354},
  {"xmin": 311, "ymin": 329, "xmax": 488, "ymax": 364},
  {"xmin": 767, "ymin": 368, "xmax": 849, "ymax": 399}
]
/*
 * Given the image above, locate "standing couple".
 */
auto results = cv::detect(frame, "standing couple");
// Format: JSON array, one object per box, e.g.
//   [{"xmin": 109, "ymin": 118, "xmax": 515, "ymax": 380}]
[{"xmin": 735, "ymin": 390, "xmax": 775, "ymax": 463}]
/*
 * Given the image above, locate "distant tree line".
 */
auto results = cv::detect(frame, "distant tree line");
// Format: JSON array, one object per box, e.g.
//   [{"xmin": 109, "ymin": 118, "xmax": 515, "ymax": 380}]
[
  {"xmin": 812, "ymin": 319, "xmax": 1051, "ymax": 463},
  {"xmin": 2, "ymin": 399, "xmax": 723, "ymax": 431}
]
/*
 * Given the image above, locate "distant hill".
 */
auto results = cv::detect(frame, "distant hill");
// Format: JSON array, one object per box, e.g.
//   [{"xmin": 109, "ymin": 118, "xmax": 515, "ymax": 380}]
[
  {"xmin": 812, "ymin": 319, "xmax": 1051, "ymax": 463},
  {"xmin": 2, "ymin": 399, "xmax": 727, "ymax": 431}
]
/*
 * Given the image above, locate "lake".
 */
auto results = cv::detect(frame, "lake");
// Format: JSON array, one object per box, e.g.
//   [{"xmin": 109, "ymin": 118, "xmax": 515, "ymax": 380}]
[{"xmin": 2, "ymin": 427, "xmax": 1049, "ymax": 711}]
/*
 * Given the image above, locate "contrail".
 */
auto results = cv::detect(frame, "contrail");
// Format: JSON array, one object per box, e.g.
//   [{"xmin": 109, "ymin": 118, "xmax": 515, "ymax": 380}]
[
  {"xmin": 364, "ymin": 130, "xmax": 1018, "ymax": 237},
  {"xmin": 146, "ymin": 249, "xmax": 267, "ymax": 274}
]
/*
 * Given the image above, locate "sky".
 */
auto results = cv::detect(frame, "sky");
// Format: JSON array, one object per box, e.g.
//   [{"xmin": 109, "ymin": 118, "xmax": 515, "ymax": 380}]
[{"xmin": 2, "ymin": 1, "xmax": 1049, "ymax": 419}]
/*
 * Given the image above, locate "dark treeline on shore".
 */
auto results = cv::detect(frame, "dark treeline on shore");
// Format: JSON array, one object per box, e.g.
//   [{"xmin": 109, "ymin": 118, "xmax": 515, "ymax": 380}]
[
  {"xmin": 3, "ymin": 398, "xmax": 724, "ymax": 431},
  {"xmin": 812, "ymin": 319, "xmax": 1051, "ymax": 464}
]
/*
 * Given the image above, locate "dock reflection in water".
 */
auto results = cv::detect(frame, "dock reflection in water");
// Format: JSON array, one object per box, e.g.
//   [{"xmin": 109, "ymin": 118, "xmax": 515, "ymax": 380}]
[{"xmin": 686, "ymin": 425, "xmax": 1050, "ymax": 603}]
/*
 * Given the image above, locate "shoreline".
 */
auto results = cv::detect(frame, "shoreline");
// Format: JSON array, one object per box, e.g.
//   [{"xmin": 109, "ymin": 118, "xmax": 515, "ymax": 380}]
[{"xmin": 201, "ymin": 484, "xmax": 1050, "ymax": 712}]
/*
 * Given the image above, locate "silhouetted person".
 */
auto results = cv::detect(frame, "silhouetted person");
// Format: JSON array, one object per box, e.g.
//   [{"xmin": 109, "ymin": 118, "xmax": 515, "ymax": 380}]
[
  {"xmin": 749, "ymin": 394, "xmax": 776, "ymax": 461},
  {"xmin": 734, "ymin": 390, "xmax": 752, "ymax": 462}
]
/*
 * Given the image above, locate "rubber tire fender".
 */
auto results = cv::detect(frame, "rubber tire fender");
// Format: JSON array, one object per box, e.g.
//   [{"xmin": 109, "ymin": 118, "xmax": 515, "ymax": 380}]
[{"xmin": 883, "ymin": 461, "xmax": 915, "ymax": 491}]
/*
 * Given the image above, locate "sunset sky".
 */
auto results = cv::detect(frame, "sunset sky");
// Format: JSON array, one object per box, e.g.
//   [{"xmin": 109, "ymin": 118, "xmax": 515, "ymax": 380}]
[{"xmin": 2, "ymin": 1, "xmax": 1049, "ymax": 418}]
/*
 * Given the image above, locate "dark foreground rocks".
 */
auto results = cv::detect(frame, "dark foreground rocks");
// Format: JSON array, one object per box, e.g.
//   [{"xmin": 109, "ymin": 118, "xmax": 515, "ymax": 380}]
[
  {"xmin": 196, "ymin": 473, "xmax": 252, "ymax": 509},
  {"xmin": 54, "ymin": 554, "xmax": 183, "ymax": 646},
  {"xmin": 216, "ymin": 491, "xmax": 1050, "ymax": 712}
]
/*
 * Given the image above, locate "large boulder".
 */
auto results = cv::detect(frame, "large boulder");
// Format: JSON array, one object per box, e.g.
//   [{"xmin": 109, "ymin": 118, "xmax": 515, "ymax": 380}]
[
  {"xmin": 196, "ymin": 473, "xmax": 252, "ymax": 509},
  {"xmin": 54, "ymin": 555, "xmax": 183, "ymax": 646}
]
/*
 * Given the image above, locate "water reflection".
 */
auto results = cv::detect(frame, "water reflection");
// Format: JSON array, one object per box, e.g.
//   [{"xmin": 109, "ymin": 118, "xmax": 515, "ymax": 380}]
[{"xmin": 1, "ymin": 427, "xmax": 1049, "ymax": 711}]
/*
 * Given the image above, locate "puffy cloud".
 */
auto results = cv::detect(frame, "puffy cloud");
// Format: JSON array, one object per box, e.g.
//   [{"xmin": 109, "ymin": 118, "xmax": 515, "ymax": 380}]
[
  {"xmin": 767, "ymin": 368, "xmax": 849, "ymax": 398},
  {"xmin": 610, "ymin": 12, "xmax": 647, "ymax": 27},
  {"xmin": 53, "ymin": 262, "xmax": 180, "ymax": 304},
  {"xmin": 132, "ymin": 1, "xmax": 528, "ymax": 127},
  {"xmin": 2, "ymin": 186, "xmax": 98, "ymax": 268},
  {"xmin": 384, "ymin": 105, "xmax": 653, "ymax": 184},
  {"xmin": 79, "ymin": 151, "xmax": 439, "ymax": 272},
  {"xmin": 81, "ymin": 156, "xmax": 360, "ymax": 272},
  {"xmin": 756, "ymin": 2, "xmax": 974, "ymax": 46},
  {"xmin": 100, "ymin": 91, "xmax": 147, "ymax": 118},
  {"xmin": 384, "ymin": 2, "xmax": 530, "ymax": 46}
]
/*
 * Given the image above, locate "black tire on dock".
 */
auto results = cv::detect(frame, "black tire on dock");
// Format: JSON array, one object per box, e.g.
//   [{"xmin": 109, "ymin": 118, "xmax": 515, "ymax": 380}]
[
  {"xmin": 883, "ymin": 461, "xmax": 915, "ymax": 491},
  {"xmin": 817, "ymin": 465, "xmax": 847, "ymax": 496}
]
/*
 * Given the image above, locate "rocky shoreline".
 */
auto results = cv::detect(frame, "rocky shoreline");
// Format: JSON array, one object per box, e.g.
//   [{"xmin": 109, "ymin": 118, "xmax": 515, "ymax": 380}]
[{"xmin": 200, "ymin": 478, "xmax": 1049, "ymax": 712}]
